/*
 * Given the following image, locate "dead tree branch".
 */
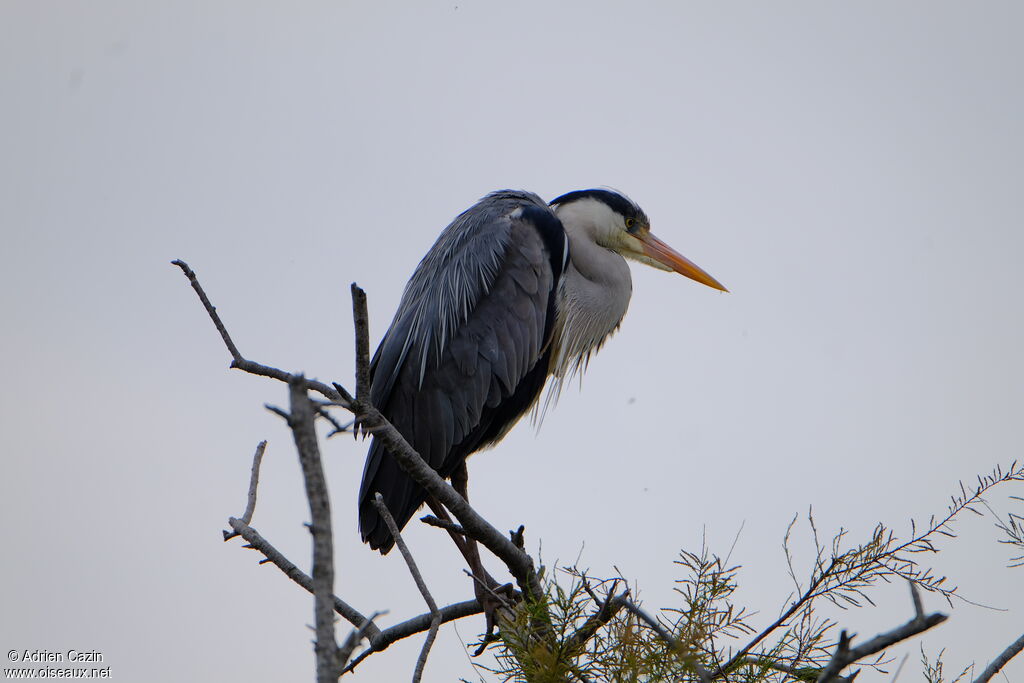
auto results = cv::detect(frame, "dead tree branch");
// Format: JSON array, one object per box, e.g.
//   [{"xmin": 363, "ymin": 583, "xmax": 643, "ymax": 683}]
[
  {"xmin": 226, "ymin": 516, "xmax": 379, "ymax": 636},
  {"xmin": 280, "ymin": 376, "xmax": 342, "ymax": 681},
  {"xmin": 337, "ymin": 611, "xmax": 384, "ymax": 674},
  {"xmin": 342, "ymin": 600, "xmax": 483, "ymax": 675},
  {"xmin": 222, "ymin": 440, "xmax": 267, "ymax": 541},
  {"xmin": 815, "ymin": 582, "xmax": 947, "ymax": 683},
  {"xmin": 241, "ymin": 440, "xmax": 267, "ymax": 524},
  {"xmin": 351, "ymin": 283, "xmax": 371, "ymax": 403},
  {"xmin": 227, "ymin": 514, "xmax": 485, "ymax": 666},
  {"xmin": 420, "ymin": 514, "xmax": 468, "ymax": 537},
  {"xmin": 374, "ymin": 494, "xmax": 441, "ymax": 683},
  {"xmin": 973, "ymin": 632, "xmax": 1024, "ymax": 683},
  {"xmin": 172, "ymin": 259, "xmax": 244, "ymax": 362},
  {"xmin": 172, "ymin": 259, "xmax": 348, "ymax": 406}
]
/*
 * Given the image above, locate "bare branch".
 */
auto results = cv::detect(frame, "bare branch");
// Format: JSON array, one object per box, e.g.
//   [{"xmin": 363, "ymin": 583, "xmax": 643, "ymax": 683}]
[
  {"xmin": 223, "ymin": 440, "xmax": 268, "ymax": 541},
  {"xmin": 173, "ymin": 259, "xmax": 349, "ymax": 406},
  {"xmin": 282, "ymin": 377, "xmax": 341, "ymax": 681},
  {"xmin": 342, "ymin": 600, "xmax": 484, "ymax": 675},
  {"xmin": 241, "ymin": 441, "xmax": 267, "ymax": 523},
  {"xmin": 337, "ymin": 611, "xmax": 384, "ymax": 672},
  {"xmin": 420, "ymin": 514, "xmax": 468, "ymax": 537},
  {"xmin": 815, "ymin": 587, "xmax": 948, "ymax": 683},
  {"xmin": 351, "ymin": 284, "xmax": 371, "ymax": 403},
  {"xmin": 227, "ymin": 514, "xmax": 483, "ymax": 668},
  {"xmin": 226, "ymin": 517, "xmax": 378, "ymax": 638},
  {"xmin": 910, "ymin": 580, "xmax": 925, "ymax": 620},
  {"xmin": 973, "ymin": 632, "xmax": 1024, "ymax": 683},
  {"xmin": 172, "ymin": 259, "xmax": 243, "ymax": 362},
  {"xmin": 315, "ymin": 405, "xmax": 353, "ymax": 437},
  {"xmin": 374, "ymin": 494, "xmax": 441, "ymax": 683}
]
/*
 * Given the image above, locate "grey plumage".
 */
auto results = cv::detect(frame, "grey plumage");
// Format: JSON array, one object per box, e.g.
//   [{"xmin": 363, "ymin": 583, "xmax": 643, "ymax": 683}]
[
  {"xmin": 359, "ymin": 188, "xmax": 726, "ymax": 552},
  {"xmin": 359, "ymin": 191, "xmax": 564, "ymax": 551}
]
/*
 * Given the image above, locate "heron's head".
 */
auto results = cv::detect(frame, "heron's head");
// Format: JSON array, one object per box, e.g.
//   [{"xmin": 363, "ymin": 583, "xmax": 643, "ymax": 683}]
[{"xmin": 550, "ymin": 189, "xmax": 727, "ymax": 292}]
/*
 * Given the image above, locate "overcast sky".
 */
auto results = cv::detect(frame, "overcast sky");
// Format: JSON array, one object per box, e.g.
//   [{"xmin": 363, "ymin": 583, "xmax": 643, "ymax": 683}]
[{"xmin": 2, "ymin": 2, "xmax": 1022, "ymax": 681}]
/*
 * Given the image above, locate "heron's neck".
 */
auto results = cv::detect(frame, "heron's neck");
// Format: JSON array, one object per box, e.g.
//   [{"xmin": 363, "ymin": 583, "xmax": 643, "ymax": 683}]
[{"xmin": 551, "ymin": 224, "xmax": 633, "ymax": 379}]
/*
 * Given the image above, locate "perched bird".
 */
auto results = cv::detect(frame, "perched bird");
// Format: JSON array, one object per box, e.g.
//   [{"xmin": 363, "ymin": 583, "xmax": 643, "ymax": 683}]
[{"xmin": 359, "ymin": 189, "xmax": 725, "ymax": 552}]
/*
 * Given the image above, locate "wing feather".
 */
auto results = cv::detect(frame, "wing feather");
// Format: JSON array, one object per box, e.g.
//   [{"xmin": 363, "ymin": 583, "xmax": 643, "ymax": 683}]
[{"xmin": 359, "ymin": 191, "xmax": 566, "ymax": 551}]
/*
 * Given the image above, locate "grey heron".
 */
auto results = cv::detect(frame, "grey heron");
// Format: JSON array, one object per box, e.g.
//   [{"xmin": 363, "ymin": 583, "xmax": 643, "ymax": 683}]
[{"xmin": 358, "ymin": 189, "xmax": 725, "ymax": 555}]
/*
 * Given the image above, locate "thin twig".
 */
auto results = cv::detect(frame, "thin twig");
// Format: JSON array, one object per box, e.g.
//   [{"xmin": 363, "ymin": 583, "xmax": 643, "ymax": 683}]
[
  {"xmin": 222, "ymin": 440, "xmax": 268, "ymax": 540},
  {"xmin": 342, "ymin": 600, "xmax": 483, "ymax": 674},
  {"xmin": 315, "ymin": 405, "xmax": 353, "ymax": 437},
  {"xmin": 420, "ymin": 514, "xmax": 469, "ymax": 537},
  {"xmin": 226, "ymin": 517, "xmax": 379, "ymax": 638},
  {"xmin": 889, "ymin": 653, "xmax": 909, "ymax": 683},
  {"xmin": 620, "ymin": 599, "xmax": 711, "ymax": 683},
  {"xmin": 228, "ymin": 514, "xmax": 483, "ymax": 671},
  {"xmin": 461, "ymin": 569, "xmax": 515, "ymax": 612},
  {"xmin": 337, "ymin": 611, "xmax": 384, "ymax": 671},
  {"xmin": 910, "ymin": 580, "xmax": 925, "ymax": 620},
  {"xmin": 172, "ymin": 259, "xmax": 349, "ymax": 406},
  {"xmin": 241, "ymin": 440, "xmax": 267, "ymax": 524},
  {"xmin": 374, "ymin": 494, "xmax": 442, "ymax": 683},
  {"xmin": 973, "ymin": 632, "xmax": 1024, "ymax": 683},
  {"xmin": 172, "ymin": 259, "xmax": 243, "ymax": 361}
]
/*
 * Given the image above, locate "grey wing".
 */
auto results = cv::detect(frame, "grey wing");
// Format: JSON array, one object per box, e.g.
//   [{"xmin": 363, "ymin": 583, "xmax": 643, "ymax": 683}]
[{"xmin": 358, "ymin": 190, "xmax": 567, "ymax": 552}]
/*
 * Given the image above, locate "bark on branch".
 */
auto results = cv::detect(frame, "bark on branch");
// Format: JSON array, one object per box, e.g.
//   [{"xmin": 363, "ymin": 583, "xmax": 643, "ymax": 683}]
[
  {"xmin": 815, "ymin": 582, "xmax": 947, "ymax": 683},
  {"xmin": 283, "ymin": 376, "xmax": 342, "ymax": 681}
]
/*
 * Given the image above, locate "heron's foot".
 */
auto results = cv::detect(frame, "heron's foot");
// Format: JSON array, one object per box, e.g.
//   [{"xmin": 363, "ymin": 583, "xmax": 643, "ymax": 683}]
[{"xmin": 470, "ymin": 576, "xmax": 518, "ymax": 655}]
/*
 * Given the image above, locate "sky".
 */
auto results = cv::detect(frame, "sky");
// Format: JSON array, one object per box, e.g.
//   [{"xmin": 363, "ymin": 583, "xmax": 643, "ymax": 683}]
[{"xmin": 2, "ymin": 2, "xmax": 1023, "ymax": 681}]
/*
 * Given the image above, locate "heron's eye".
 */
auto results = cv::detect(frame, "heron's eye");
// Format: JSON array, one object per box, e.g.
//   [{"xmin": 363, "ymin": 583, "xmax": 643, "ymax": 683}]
[{"xmin": 625, "ymin": 217, "xmax": 637, "ymax": 232}]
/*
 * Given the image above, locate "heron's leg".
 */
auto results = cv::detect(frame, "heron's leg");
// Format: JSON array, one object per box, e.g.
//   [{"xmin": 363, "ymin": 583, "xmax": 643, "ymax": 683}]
[
  {"xmin": 450, "ymin": 462, "xmax": 518, "ymax": 650},
  {"xmin": 425, "ymin": 486, "xmax": 500, "ymax": 590},
  {"xmin": 450, "ymin": 462, "xmax": 500, "ymax": 589}
]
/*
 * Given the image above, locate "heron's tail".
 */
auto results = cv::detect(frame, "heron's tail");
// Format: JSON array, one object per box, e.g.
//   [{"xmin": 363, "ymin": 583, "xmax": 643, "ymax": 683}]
[{"xmin": 358, "ymin": 437, "xmax": 427, "ymax": 554}]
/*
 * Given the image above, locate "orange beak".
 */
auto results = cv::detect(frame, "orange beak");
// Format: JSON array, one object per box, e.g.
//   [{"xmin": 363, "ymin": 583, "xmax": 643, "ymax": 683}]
[{"xmin": 639, "ymin": 232, "xmax": 728, "ymax": 292}]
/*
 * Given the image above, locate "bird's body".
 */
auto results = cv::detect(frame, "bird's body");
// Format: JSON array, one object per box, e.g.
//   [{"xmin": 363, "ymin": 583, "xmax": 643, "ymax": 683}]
[{"xmin": 359, "ymin": 189, "xmax": 724, "ymax": 552}]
